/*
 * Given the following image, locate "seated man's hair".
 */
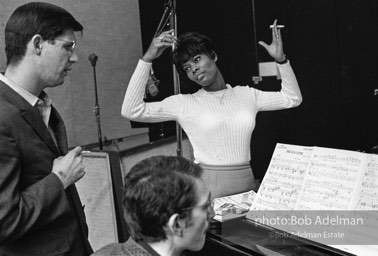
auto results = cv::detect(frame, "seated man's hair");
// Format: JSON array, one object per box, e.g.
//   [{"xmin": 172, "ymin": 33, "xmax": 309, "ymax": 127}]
[
  {"xmin": 173, "ymin": 32, "xmax": 216, "ymax": 77},
  {"xmin": 5, "ymin": 2, "xmax": 83, "ymax": 65},
  {"xmin": 122, "ymin": 155, "xmax": 203, "ymax": 243}
]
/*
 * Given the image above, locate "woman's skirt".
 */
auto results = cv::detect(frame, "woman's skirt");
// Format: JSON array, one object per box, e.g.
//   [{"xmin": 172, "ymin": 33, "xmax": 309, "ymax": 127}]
[{"xmin": 199, "ymin": 163, "xmax": 257, "ymax": 198}]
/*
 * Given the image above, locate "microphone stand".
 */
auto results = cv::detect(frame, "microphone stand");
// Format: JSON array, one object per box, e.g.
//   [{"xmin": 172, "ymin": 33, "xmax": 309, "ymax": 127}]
[
  {"xmin": 89, "ymin": 54, "xmax": 103, "ymax": 150},
  {"xmin": 154, "ymin": 0, "xmax": 182, "ymax": 157},
  {"xmin": 170, "ymin": 0, "xmax": 183, "ymax": 157}
]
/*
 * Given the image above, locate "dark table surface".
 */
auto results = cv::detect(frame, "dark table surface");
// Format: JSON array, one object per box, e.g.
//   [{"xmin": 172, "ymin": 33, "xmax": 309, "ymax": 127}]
[{"xmin": 187, "ymin": 218, "xmax": 355, "ymax": 256}]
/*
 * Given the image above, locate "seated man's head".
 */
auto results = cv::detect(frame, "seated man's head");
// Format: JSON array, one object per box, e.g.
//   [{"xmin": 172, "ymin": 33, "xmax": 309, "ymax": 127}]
[{"xmin": 123, "ymin": 155, "xmax": 213, "ymax": 252}]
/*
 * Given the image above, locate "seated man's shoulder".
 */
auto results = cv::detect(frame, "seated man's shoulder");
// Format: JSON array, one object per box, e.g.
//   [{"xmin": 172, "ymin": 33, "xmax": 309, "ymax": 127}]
[
  {"xmin": 91, "ymin": 243, "xmax": 124, "ymax": 256},
  {"xmin": 91, "ymin": 238, "xmax": 151, "ymax": 256}
]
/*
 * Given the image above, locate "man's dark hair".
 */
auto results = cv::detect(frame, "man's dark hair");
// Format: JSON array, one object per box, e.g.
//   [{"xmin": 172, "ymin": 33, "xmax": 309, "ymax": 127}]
[
  {"xmin": 122, "ymin": 155, "xmax": 203, "ymax": 243},
  {"xmin": 4, "ymin": 2, "xmax": 83, "ymax": 65},
  {"xmin": 173, "ymin": 32, "xmax": 216, "ymax": 77}
]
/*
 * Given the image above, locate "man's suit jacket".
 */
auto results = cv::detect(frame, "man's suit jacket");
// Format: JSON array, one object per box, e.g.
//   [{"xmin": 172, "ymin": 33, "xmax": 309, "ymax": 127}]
[{"xmin": 0, "ymin": 81, "xmax": 93, "ymax": 255}]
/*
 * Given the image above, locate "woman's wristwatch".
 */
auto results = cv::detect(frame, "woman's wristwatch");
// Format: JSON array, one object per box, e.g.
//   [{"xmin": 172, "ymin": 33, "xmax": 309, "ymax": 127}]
[{"xmin": 275, "ymin": 54, "xmax": 288, "ymax": 64}]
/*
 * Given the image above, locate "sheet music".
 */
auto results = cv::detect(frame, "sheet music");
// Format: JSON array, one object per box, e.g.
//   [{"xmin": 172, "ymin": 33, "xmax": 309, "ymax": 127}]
[
  {"xmin": 354, "ymin": 154, "xmax": 378, "ymax": 210},
  {"xmin": 76, "ymin": 152, "xmax": 118, "ymax": 251},
  {"xmin": 249, "ymin": 144, "xmax": 377, "ymax": 211},
  {"xmin": 294, "ymin": 147, "xmax": 367, "ymax": 210},
  {"xmin": 250, "ymin": 144, "xmax": 313, "ymax": 210},
  {"xmin": 246, "ymin": 143, "xmax": 378, "ymax": 255}
]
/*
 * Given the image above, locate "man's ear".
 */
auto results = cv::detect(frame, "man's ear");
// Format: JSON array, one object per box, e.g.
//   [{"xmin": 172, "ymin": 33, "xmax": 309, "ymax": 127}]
[
  {"xmin": 167, "ymin": 213, "xmax": 185, "ymax": 237},
  {"xmin": 31, "ymin": 35, "xmax": 43, "ymax": 55}
]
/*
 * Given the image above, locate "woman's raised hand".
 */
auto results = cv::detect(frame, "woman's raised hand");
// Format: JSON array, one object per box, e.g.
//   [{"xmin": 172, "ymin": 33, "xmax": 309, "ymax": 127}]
[
  {"xmin": 142, "ymin": 29, "xmax": 178, "ymax": 62},
  {"xmin": 258, "ymin": 19, "xmax": 286, "ymax": 62}
]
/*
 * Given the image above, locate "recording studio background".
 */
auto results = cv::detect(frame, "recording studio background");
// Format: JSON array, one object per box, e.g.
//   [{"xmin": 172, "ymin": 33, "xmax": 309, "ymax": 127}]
[
  {"xmin": 0, "ymin": 0, "xmax": 377, "ymax": 179},
  {"xmin": 0, "ymin": 0, "xmax": 147, "ymax": 149}
]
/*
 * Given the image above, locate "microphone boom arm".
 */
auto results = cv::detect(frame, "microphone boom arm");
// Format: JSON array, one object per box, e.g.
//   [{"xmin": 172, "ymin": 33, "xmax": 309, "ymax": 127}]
[
  {"xmin": 151, "ymin": 0, "xmax": 182, "ymax": 157},
  {"xmin": 154, "ymin": 0, "xmax": 173, "ymax": 38},
  {"xmin": 170, "ymin": 0, "xmax": 183, "ymax": 157}
]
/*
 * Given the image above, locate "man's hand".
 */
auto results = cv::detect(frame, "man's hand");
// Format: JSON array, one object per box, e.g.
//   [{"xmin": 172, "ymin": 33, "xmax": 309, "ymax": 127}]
[{"xmin": 52, "ymin": 146, "xmax": 85, "ymax": 189}]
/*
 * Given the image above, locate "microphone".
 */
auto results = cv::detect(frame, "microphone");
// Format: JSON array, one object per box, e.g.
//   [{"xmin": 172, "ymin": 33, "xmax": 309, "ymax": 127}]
[
  {"xmin": 88, "ymin": 53, "xmax": 98, "ymax": 67},
  {"xmin": 147, "ymin": 83, "xmax": 159, "ymax": 97}
]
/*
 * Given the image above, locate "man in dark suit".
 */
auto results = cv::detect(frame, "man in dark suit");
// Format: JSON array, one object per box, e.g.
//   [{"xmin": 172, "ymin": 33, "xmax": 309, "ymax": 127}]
[{"xmin": 0, "ymin": 2, "xmax": 93, "ymax": 255}]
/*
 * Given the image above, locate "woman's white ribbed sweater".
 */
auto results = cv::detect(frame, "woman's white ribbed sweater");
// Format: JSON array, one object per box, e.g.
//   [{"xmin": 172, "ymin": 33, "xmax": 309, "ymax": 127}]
[{"xmin": 122, "ymin": 60, "xmax": 302, "ymax": 165}]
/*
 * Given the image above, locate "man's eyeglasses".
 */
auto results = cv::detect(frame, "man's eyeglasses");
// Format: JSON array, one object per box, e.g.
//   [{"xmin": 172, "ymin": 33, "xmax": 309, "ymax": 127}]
[
  {"xmin": 198, "ymin": 196, "xmax": 215, "ymax": 216},
  {"xmin": 55, "ymin": 39, "xmax": 76, "ymax": 53},
  {"xmin": 182, "ymin": 196, "xmax": 215, "ymax": 216}
]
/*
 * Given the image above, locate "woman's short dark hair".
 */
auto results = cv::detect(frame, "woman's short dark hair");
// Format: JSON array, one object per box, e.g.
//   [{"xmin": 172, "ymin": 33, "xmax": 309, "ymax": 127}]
[
  {"xmin": 122, "ymin": 155, "xmax": 203, "ymax": 243},
  {"xmin": 173, "ymin": 32, "xmax": 216, "ymax": 77},
  {"xmin": 5, "ymin": 2, "xmax": 83, "ymax": 65}
]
